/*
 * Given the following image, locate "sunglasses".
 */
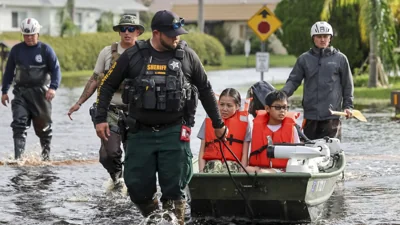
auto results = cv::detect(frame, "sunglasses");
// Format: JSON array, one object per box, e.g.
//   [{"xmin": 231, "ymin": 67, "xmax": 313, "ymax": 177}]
[
  {"xmin": 270, "ymin": 105, "xmax": 289, "ymax": 111},
  {"xmin": 172, "ymin": 18, "xmax": 185, "ymax": 30},
  {"xmin": 119, "ymin": 26, "xmax": 136, "ymax": 33}
]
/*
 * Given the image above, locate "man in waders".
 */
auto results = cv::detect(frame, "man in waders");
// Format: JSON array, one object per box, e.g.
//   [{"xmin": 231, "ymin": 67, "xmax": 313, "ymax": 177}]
[{"xmin": 1, "ymin": 18, "xmax": 61, "ymax": 161}]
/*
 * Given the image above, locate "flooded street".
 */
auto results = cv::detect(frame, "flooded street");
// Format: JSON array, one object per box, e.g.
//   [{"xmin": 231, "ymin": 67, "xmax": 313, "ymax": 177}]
[{"xmin": 1, "ymin": 68, "xmax": 400, "ymax": 224}]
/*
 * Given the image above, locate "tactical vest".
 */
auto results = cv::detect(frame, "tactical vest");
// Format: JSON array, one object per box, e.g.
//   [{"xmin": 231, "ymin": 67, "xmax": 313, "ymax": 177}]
[
  {"xmin": 14, "ymin": 44, "xmax": 49, "ymax": 87},
  {"xmin": 122, "ymin": 40, "xmax": 198, "ymax": 126},
  {"xmin": 132, "ymin": 41, "xmax": 188, "ymax": 111}
]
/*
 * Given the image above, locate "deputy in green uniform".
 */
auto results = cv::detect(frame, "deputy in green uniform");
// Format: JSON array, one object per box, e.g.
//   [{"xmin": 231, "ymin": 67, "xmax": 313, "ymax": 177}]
[{"xmin": 94, "ymin": 10, "xmax": 227, "ymax": 225}]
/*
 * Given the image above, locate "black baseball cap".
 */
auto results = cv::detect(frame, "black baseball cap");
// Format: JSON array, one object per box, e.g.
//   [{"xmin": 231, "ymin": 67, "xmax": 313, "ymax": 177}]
[{"xmin": 151, "ymin": 10, "xmax": 188, "ymax": 37}]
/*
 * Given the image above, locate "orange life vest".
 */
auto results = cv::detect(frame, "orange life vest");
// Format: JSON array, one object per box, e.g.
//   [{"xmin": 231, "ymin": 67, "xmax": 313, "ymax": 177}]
[
  {"xmin": 202, "ymin": 94, "xmax": 250, "ymax": 162},
  {"xmin": 249, "ymin": 110, "xmax": 299, "ymax": 168}
]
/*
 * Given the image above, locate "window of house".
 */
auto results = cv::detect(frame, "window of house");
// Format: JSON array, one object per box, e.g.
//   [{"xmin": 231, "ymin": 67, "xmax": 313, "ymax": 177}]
[
  {"xmin": 11, "ymin": 11, "xmax": 27, "ymax": 28},
  {"xmin": 75, "ymin": 12, "xmax": 82, "ymax": 30}
]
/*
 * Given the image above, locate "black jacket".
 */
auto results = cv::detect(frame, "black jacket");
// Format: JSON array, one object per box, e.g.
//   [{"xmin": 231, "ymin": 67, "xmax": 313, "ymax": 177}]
[
  {"xmin": 95, "ymin": 40, "xmax": 224, "ymax": 128},
  {"xmin": 282, "ymin": 46, "xmax": 354, "ymax": 120}
]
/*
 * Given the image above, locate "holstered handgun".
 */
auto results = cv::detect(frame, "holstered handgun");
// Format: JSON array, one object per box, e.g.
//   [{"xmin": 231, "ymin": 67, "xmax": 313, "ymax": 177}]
[
  {"xmin": 117, "ymin": 110, "xmax": 129, "ymax": 144},
  {"xmin": 89, "ymin": 103, "xmax": 97, "ymax": 128}
]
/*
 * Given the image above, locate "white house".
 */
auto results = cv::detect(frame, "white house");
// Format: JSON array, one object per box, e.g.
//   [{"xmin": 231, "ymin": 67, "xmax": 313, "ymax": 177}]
[{"xmin": 0, "ymin": 0, "xmax": 148, "ymax": 36}]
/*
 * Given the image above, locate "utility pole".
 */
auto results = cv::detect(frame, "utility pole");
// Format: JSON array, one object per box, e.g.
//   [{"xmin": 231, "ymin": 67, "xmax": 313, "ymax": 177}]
[{"xmin": 198, "ymin": 0, "xmax": 204, "ymax": 33}]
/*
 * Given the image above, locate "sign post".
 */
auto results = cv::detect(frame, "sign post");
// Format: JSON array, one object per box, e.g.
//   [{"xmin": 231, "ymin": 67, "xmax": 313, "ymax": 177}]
[
  {"xmin": 247, "ymin": 5, "xmax": 282, "ymax": 81},
  {"xmin": 244, "ymin": 39, "xmax": 251, "ymax": 67}
]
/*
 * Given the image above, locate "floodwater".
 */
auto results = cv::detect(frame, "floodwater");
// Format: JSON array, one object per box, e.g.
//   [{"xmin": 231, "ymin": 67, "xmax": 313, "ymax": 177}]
[{"xmin": 1, "ymin": 68, "xmax": 399, "ymax": 225}]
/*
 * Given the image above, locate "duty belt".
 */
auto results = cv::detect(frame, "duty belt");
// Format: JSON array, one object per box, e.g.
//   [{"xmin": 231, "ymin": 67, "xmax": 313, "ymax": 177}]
[{"xmin": 138, "ymin": 119, "xmax": 182, "ymax": 132}]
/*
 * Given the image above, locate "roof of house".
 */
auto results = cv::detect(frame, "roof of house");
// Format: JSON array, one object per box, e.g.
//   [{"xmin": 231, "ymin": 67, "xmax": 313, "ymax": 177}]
[
  {"xmin": 0, "ymin": 0, "xmax": 148, "ymax": 13},
  {"xmin": 171, "ymin": 3, "xmax": 278, "ymax": 21}
]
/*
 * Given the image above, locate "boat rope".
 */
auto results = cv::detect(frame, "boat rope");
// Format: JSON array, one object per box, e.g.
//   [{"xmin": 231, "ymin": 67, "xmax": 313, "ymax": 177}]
[{"xmin": 217, "ymin": 140, "xmax": 255, "ymax": 219}]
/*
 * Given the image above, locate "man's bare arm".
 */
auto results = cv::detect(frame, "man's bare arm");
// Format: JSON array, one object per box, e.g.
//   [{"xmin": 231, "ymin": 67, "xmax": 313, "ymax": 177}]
[
  {"xmin": 76, "ymin": 73, "xmax": 99, "ymax": 105},
  {"xmin": 67, "ymin": 73, "xmax": 99, "ymax": 120}
]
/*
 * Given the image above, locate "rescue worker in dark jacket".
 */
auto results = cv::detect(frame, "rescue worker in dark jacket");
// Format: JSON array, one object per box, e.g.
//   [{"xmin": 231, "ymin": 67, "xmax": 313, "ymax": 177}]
[
  {"xmin": 67, "ymin": 15, "xmax": 144, "ymax": 187},
  {"xmin": 1, "ymin": 18, "xmax": 61, "ymax": 161},
  {"xmin": 282, "ymin": 21, "xmax": 354, "ymax": 140},
  {"xmin": 95, "ymin": 10, "xmax": 227, "ymax": 225}
]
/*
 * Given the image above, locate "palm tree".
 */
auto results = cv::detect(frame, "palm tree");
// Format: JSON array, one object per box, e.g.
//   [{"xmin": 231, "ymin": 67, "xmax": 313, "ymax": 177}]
[{"xmin": 321, "ymin": 0, "xmax": 399, "ymax": 87}]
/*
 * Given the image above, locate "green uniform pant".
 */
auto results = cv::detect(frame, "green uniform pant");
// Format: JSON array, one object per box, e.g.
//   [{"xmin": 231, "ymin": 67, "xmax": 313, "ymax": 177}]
[{"xmin": 124, "ymin": 124, "xmax": 193, "ymax": 204}]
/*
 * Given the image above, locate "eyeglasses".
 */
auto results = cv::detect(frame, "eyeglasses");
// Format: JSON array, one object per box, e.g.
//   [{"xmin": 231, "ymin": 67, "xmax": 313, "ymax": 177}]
[
  {"xmin": 270, "ymin": 105, "xmax": 289, "ymax": 111},
  {"xmin": 172, "ymin": 18, "xmax": 185, "ymax": 30},
  {"xmin": 119, "ymin": 26, "xmax": 136, "ymax": 33}
]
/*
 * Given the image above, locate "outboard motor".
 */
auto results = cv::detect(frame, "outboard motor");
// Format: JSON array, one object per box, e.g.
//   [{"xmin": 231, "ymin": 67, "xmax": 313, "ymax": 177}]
[{"xmin": 266, "ymin": 136, "xmax": 337, "ymax": 174}]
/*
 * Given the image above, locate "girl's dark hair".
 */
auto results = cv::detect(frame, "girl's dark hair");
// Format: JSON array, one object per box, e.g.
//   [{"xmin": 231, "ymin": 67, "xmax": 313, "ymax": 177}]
[
  {"xmin": 220, "ymin": 88, "xmax": 241, "ymax": 107},
  {"xmin": 265, "ymin": 90, "xmax": 288, "ymax": 106}
]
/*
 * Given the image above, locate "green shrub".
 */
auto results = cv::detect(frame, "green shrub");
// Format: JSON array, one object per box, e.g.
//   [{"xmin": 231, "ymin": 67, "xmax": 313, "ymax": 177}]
[
  {"xmin": 327, "ymin": 4, "xmax": 368, "ymax": 73},
  {"xmin": 353, "ymin": 74, "xmax": 370, "ymax": 87},
  {"xmin": 0, "ymin": 31, "xmax": 225, "ymax": 71},
  {"xmin": 200, "ymin": 34, "xmax": 225, "ymax": 65},
  {"xmin": 274, "ymin": 0, "xmax": 325, "ymax": 57}
]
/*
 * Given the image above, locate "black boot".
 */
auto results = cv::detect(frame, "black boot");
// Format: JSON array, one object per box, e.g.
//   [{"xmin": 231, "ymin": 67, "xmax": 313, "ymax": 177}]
[
  {"xmin": 135, "ymin": 198, "xmax": 159, "ymax": 217},
  {"xmin": 110, "ymin": 170, "xmax": 122, "ymax": 182},
  {"xmin": 40, "ymin": 138, "xmax": 51, "ymax": 161},
  {"xmin": 110, "ymin": 171, "xmax": 124, "ymax": 191},
  {"xmin": 14, "ymin": 138, "xmax": 26, "ymax": 160}
]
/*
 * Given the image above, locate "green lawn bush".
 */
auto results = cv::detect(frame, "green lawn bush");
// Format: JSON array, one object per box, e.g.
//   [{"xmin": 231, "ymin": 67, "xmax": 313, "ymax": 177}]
[
  {"xmin": 354, "ymin": 74, "xmax": 400, "ymax": 87},
  {"xmin": 0, "ymin": 31, "xmax": 225, "ymax": 71}
]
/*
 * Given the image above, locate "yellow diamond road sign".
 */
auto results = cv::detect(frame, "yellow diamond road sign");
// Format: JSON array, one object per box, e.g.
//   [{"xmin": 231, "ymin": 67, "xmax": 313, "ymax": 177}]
[{"xmin": 247, "ymin": 5, "xmax": 282, "ymax": 42}]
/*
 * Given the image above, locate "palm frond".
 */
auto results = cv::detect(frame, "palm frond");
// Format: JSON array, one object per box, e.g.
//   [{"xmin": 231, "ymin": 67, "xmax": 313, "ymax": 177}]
[
  {"xmin": 378, "ymin": 0, "xmax": 398, "ymax": 74},
  {"xmin": 358, "ymin": 2, "xmax": 369, "ymax": 43}
]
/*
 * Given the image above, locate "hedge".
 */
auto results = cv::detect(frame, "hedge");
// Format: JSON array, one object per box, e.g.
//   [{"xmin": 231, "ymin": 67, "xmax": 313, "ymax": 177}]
[{"xmin": 0, "ymin": 31, "xmax": 225, "ymax": 72}]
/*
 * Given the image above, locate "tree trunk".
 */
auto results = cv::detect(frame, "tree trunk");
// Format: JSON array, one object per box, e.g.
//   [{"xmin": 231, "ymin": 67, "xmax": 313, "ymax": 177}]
[
  {"xmin": 377, "ymin": 57, "xmax": 389, "ymax": 87},
  {"xmin": 368, "ymin": 30, "xmax": 378, "ymax": 88},
  {"xmin": 68, "ymin": 0, "xmax": 75, "ymax": 22}
]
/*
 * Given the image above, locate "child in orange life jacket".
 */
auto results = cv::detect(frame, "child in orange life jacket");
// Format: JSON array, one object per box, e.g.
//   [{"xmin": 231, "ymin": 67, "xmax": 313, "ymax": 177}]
[
  {"xmin": 246, "ymin": 90, "xmax": 300, "ymax": 174},
  {"xmin": 197, "ymin": 88, "xmax": 251, "ymax": 173}
]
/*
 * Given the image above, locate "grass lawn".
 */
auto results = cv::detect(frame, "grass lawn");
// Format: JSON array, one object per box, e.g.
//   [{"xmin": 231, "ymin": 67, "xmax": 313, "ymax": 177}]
[
  {"xmin": 62, "ymin": 70, "xmax": 93, "ymax": 77},
  {"xmin": 204, "ymin": 54, "xmax": 297, "ymax": 71}
]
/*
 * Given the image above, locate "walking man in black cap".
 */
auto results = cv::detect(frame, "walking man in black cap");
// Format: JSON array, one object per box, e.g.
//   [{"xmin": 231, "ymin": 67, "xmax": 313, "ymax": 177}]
[{"xmin": 95, "ymin": 10, "xmax": 227, "ymax": 224}]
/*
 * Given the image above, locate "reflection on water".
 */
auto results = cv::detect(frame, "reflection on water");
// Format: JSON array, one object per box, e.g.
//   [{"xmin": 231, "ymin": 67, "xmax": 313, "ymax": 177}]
[
  {"xmin": 0, "ymin": 72, "xmax": 399, "ymax": 224},
  {"xmin": 11, "ymin": 167, "xmax": 58, "ymax": 221}
]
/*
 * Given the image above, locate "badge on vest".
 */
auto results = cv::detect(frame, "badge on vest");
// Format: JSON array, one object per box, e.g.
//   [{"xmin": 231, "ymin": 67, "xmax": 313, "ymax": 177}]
[
  {"xmin": 146, "ymin": 64, "xmax": 167, "ymax": 75},
  {"xmin": 168, "ymin": 59, "xmax": 181, "ymax": 71},
  {"xmin": 35, "ymin": 54, "xmax": 42, "ymax": 63}
]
